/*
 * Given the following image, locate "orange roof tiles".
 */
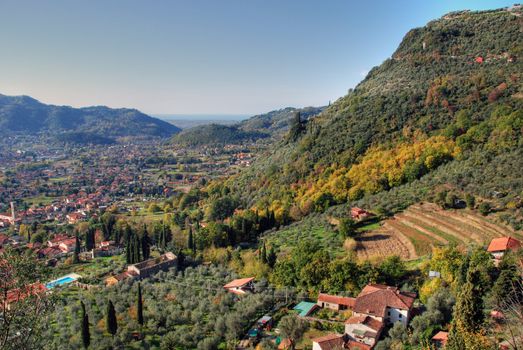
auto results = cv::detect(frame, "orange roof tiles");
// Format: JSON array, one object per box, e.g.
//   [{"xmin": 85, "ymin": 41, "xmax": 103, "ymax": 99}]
[
  {"xmin": 346, "ymin": 340, "xmax": 372, "ymax": 350},
  {"xmin": 487, "ymin": 237, "xmax": 521, "ymax": 252},
  {"xmin": 432, "ymin": 331, "xmax": 448, "ymax": 346},
  {"xmin": 346, "ymin": 315, "xmax": 384, "ymax": 332},
  {"xmin": 353, "ymin": 284, "xmax": 416, "ymax": 318},
  {"xmin": 311, "ymin": 334, "xmax": 345, "ymax": 350},
  {"xmin": 223, "ymin": 277, "xmax": 255, "ymax": 289},
  {"xmin": 318, "ymin": 293, "xmax": 356, "ymax": 307}
]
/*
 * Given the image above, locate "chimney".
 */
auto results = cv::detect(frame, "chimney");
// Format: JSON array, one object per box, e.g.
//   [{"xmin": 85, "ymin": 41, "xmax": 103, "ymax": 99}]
[{"xmin": 10, "ymin": 202, "xmax": 16, "ymax": 223}]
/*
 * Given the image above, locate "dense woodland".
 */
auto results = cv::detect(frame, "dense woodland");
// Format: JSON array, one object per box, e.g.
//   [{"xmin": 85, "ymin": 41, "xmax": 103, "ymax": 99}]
[
  {"xmin": 220, "ymin": 8, "xmax": 523, "ymax": 229},
  {"xmin": 0, "ymin": 94, "xmax": 180, "ymax": 140}
]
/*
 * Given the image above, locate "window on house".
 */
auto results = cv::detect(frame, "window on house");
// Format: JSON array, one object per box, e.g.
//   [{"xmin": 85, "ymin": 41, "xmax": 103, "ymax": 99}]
[
  {"xmin": 399, "ymin": 314, "xmax": 402, "ymax": 318},
  {"xmin": 387, "ymin": 311, "xmax": 391, "ymax": 316}
]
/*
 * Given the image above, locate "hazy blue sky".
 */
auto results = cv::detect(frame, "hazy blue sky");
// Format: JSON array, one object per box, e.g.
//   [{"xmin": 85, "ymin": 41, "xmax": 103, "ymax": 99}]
[{"xmin": 0, "ymin": 0, "xmax": 514, "ymax": 115}]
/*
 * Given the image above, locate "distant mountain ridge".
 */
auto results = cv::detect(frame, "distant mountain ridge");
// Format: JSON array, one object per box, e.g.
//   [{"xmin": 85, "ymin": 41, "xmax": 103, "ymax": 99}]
[
  {"xmin": 0, "ymin": 93, "xmax": 180, "ymax": 142},
  {"xmin": 171, "ymin": 106, "xmax": 325, "ymax": 146}
]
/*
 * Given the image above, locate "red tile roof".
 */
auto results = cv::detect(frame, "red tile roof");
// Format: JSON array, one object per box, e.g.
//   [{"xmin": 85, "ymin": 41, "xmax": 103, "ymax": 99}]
[
  {"xmin": 311, "ymin": 334, "xmax": 344, "ymax": 350},
  {"xmin": 432, "ymin": 331, "xmax": 448, "ymax": 346},
  {"xmin": 318, "ymin": 293, "xmax": 356, "ymax": 307},
  {"xmin": 346, "ymin": 340, "xmax": 372, "ymax": 350},
  {"xmin": 353, "ymin": 284, "xmax": 416, "ymax": 318},
  {"xmin": 346, "ymin": 315, "xmax": 384, "ymax": 332},
  {"xmin": 487, "ymin": 237, "xmax": 521, "ymax": 252},
  {"xmin": 223, "ymin": 277, "xmax": 255, "ymax": 289}
]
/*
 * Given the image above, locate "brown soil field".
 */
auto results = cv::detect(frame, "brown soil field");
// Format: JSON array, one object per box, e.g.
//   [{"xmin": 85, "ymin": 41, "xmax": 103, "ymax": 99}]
[{"xmin": 355, "ymin": 202, "xmax": 522, "ymax": 260}]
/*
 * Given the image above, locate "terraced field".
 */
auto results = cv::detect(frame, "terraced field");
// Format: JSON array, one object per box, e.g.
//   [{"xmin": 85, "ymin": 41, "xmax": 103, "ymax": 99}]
[{"xmin": 355, "ymin": 203, "xmax": 522, "ymax": 260}]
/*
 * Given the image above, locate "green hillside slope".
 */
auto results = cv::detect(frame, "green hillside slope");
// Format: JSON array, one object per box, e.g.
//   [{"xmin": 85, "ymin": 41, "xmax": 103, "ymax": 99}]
[
  {"xmin": 171, "ymin": 106, "xmax": 324, "ymax": 146},
  {"xmin": 223, "ymin": 7, "xmax": 522, "ymax": 226}
]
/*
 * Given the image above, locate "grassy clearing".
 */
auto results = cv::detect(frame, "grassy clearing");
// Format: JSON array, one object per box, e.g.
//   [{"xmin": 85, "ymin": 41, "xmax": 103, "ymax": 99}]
[{"xmin": 264, "ymin": 216, "xmax": 344, "ymax": 256}]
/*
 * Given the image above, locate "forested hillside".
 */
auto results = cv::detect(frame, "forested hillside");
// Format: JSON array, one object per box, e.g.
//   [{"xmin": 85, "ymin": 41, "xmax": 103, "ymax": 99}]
[
  {"xmin": 171, "ymin": 124, "xmax": 267, "ymax": 147},
  {"xmin": 0, "ymin": 94, "xmax": 180, "ymax": 141},
  {"xmin": 222, "ymin": 8, "xmax": 523, "ymax": 227},
  {"xmin": 171, "ymin": 106, "xmax": 324, "ymax": 146}
]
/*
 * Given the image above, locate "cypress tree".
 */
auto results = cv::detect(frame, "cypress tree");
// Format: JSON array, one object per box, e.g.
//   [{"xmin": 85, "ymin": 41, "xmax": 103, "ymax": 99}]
[
  {"xmin": 288, "ymin": 111, "xmax": 304, "ymax": 141},
  {"xmin": 137, "ymin": 283, "xmax": 144, "ymax": 326},
  {"xmin": 188, "ymin": 226, "xmax": 194, "ymax": 252},
  {"xmin": 447, "ymin": 268, "xmax": 486, "ymax": 348},
  {"xmin": 81, "ymin": 301, "xmax": 90, "ymax": 349},
  {"xmin": 85, "ymin": 227, "xmax": 95, "ymax": 251},
  {"xmin": 260, "ymin": 242, "xmax": 267, "ymax": 263},
  {"xmin": 446, "ymin": 323, "xmax": 466, "ymax": 350},
  {"xmin": 73, "ymin": 235, "xmax": 81, "ymax": 264},
  {"xmin": 267, "ymin": 246, "xmax": 277, "ymax": 268},
  {"xmin": 126, "ymin": 239, "xmax": 132, "ymax": 264},
  {"xmin": 106, "ymin": 300, "xmax": 117, "ymax": 336},
  {"xmin": 241, "ymin": 218, "xmax": 247, "ymax": 240},
  {"xmin": 160, "ymin": 224, "xmax": 167, "ymax": 250},
  {"xmin": 141, "ymin": 224, "xmax": 150, "ymax": 260},
  {"xmin": 133, "ymin": 233, "xmax": 141, "ymax": 263}
]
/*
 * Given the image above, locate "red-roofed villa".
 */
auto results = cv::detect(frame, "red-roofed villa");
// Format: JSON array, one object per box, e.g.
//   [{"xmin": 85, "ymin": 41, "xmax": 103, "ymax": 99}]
[{"xmin": 223, "ymin": 277, "xmax": 255, "ymax": 295}]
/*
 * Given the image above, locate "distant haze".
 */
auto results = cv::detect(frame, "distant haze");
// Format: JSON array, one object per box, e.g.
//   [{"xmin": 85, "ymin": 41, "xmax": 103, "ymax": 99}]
[
  {"xmin": 157, "ymin": 114, "xmax": 248, "ymax": 129},
  {"xmin": 154, "ymin": 114, "xmax": 249, "ymax": 121}
]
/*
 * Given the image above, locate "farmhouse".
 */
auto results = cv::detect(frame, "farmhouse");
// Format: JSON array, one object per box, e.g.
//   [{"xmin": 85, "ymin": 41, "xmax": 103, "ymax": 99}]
[
  {"xmin": 431, "ymin": 331, "xmax": 448, "ymax": 348},
  {"xmin": 37, "ymin": 246, "xmax": 63, "ymax": 260},
  {"xmin": 345, "ymin": 315, "xmax": 384, "ymax": 348},
  {"xmin": 47, "ymin": 234, "xmax": 69, "ymax": 247},
  {"xmin": 311, "ymin": 333, "xmax": 345, "ymax": 350},
  {"xmin": 105, "ymin": 271, "xmax": 136, "ymax": 287},
  {"xmin": 346, "ymin": 340, "xmax": 372, "ymax": 350},
  {"xmin": 352, "ymin": 284, "xmax": 416, "ymax": 326},
  {"xmin": 317, "ymin": 293, "xmax": 355, "ymax": 311},
  {"xmin": 105, "ymin": 252, "xmax": 177, "ymax": 286},
  {"xmin": 487, "ymin": 236, "xmax": 521, "ymax": 260},
  {"xmin": 223, "ymin": 277, "xmax": 255, "ymax": 295},
  {"xmin": 127, "ymin": 252, "xmax": 177, "ymax": 279},
  {"xmin": 351, "ymin": 207, "xmax": 372, "ymax": 221},
  {"xmin": 58, "ymin": 237, "xmax": 77, "ymax": 253}
]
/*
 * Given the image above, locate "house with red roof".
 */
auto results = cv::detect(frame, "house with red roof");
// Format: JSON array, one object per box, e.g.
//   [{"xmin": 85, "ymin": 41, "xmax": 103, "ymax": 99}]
[
  {"xmin": 223, "ymin": 277, "xmax": 255, "ymax": 295},
  {"xmin": 317, "ymin": 293, "xmax": 355, "ymax": 311},
  {"xmin": 352, "ymin": 284, "xmax": 416, "ymax": 326},
  {"xmin": 47, "ymin": 234, "xmax": 69, "ymax": 247},
  {"xmin": 58, "ymin": 238, "xmax": 77, "ymax": 253},
  {"xmin": 487, "ymin": 236, "xmax": 521, "ymax": 260},
  {"xmin": 311, "ymin": 333, "xmax": 345, "ymax": 350},
  {"xmin": 431, "ymin": 331, "xmax": 448, "ymax": 348},
  {"xmin": 351, "ymin": 207, "xmax": 372, "ymax": 221},
  {"xmin": 346, "ymin": 340, "xmax": 372, "ymax": 350},
  {"xmin": 345, "ymin": 315, "xmax": 384, "ymax": 348}
]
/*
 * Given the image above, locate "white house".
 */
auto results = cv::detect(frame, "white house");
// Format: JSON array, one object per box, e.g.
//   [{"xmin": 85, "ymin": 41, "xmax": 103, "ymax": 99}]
[
  {"xmin": 345, "ymin": 315, "xmax": 384, "ymax": 348},
  {"xmin": 487, "ymin": 236, "xmax": 521, "ymax": 260},
  {"xmin": 351, "ymin": 284, "xmax": 416, "ymax": 326}
]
